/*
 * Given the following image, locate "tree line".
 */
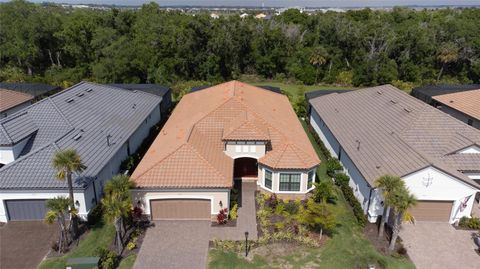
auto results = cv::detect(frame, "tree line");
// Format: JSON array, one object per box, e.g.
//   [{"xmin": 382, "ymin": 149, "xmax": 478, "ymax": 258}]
[{"xmin": 1, "ymin": 0, "xmax": 480, "ymax": 88}]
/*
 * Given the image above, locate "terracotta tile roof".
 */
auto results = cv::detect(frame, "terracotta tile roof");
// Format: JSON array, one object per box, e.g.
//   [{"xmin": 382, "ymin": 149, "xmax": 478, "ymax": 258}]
[
  {"xmin": 432, "ymin": 89, "xmax": 480, "ymax": 120},
  {"xmin": 0, "ymin": 89, "xmax": 33, "ymax": 113},
  {"xmin": 132, "ymin": 81, "xmax": 320, "ymax": 188},
  {"xmin": 309, "ymin": 85, "xmax": 480, "ymax": 189}
]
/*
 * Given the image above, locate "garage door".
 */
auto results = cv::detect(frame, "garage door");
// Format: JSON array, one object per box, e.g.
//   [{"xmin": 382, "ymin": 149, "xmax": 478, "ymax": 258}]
[
  {"xmin": 150, "ymin": 199, "xmax": 211, "ymax": 220},
  {"xmin": 5, "ymin": 200, "xmax": 48, "ymax": 221},
  {"xmin": 409, "ymin": 200, "xmax": 453, "ymax": 222}
]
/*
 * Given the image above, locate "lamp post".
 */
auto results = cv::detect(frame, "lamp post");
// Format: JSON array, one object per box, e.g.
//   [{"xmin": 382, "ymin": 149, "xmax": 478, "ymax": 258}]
[{"xmin": 244, "ymin": 231, "xmax": 249, "ymax": 257}]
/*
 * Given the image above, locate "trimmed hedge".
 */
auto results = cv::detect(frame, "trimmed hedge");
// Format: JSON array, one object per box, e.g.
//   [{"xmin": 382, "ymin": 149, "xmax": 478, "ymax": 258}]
[{"xmin": 334, "ymin": 173, "xmax": 368, "ymax": 227}]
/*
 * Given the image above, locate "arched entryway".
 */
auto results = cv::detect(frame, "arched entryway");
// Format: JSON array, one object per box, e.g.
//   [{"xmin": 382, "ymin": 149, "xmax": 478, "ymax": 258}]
[{"xmin": 234, "ymin": 157, "xmax": 258, "ymax": 178}]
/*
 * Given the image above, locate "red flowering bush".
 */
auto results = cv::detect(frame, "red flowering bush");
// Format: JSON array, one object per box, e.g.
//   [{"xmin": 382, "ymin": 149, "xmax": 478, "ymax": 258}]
[{"xmin": 217, "ymin": 208, "xmax": 228, "ymax": 224}]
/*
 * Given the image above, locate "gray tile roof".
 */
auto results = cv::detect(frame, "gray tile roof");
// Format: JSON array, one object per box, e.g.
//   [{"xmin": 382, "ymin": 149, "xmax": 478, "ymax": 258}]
[
  {"xmin": 411, "ymin": 84, "xmax": 480, "ymax": 104},
  {"xmin": 0, "ymin": 82, "xmax": 161, "ymax": 190},
  {"xmin": 310, "ymin": 85, "xmax": 480, "ymax": 188},
  {"xmin": 0, "ymin": 82, "xmax": 61, "ymax": 98},
  {"xmin": 108, "ymin": 84, "xmax": 170, "ymax": 97}
]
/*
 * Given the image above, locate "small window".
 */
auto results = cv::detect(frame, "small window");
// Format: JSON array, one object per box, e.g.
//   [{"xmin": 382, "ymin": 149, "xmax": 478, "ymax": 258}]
[
  {"xmin": 279, "ymin": 173, "xmax": 301, "ymax": 192},
  {"xmin": 250, "ymin": 145, "xmax": 256, "ymax": 152},
  {"xmin": 467, "ymin": 119, "xmax": 473, "ymax": 126},
  {"xmin": 242, "ymin": 145, "xmax": 249, "ymax": 152},
  {"xmin": 235, "ymin": 145, "xmax": 242, "ymax": 153},
  {"xmin": 264, "ymin": 170, "xmax": 272, "ymax": 190},
  {"xmin": 307, "ymin": 170, "xmax": 315, "ymax": 189}
]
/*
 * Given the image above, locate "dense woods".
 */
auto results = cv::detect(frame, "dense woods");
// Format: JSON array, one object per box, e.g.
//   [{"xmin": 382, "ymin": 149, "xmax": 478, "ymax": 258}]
[{"xmin": 1, "ymin": 0, "xmax": 480, "ymax": 88}]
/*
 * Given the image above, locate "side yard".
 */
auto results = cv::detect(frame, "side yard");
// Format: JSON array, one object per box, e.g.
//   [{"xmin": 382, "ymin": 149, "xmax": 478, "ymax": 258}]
[{"xmin": 207, "ymin": 120, "xmax": 415, "ymax": 269}]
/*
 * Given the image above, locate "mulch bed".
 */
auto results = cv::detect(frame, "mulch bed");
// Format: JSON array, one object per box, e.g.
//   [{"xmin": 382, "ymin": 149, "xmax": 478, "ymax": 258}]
[
  {"xmin": 211, "ymin": 219, "xmax": 237, "ymax": 227},
  {"xmin": 364, "ymin": 222, "xmax": 408, "ymax": 258}
]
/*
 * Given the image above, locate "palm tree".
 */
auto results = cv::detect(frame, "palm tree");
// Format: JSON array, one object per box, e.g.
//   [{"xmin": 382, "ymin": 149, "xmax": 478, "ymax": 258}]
[
  {"xmin": 45, "ymin": 197, "xmax": 71, "ymax": 253},
  {"xmin": 374, "ymin": 175, "xmax": 405, "ymax": 238},
  {"xmin": 309, "ymin": 46, "xmax": 329, "ymax": 84},
  {"xmin": 52, "ymin": 149, "xmax": 86, "ymax": 239},
  {"xmin": 388, "ymin": 186, "xmax": 417, "ymax": 252},
  {"xmin": 102, "ymin": 175, "xmax": 135, "ymax": 254},
  {"xmin": 436, "ymin": 42, "xmax": 459, "ymax": 81}
]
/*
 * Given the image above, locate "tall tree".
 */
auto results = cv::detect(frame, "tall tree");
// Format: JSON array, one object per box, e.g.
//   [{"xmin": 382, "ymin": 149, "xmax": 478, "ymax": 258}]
[
  {"xmin": 436, "ymin": 42, "xmax": 459, "ymax": 81},
  {"xmin": 44, "ymin": 196, "xmax": 71, "ymax": 253},
  {"xmin": 52, "ymin": 149, "xmax": 86, "ymax": 239},
  {"xmin": 309, "ymin": 46, "xmax": 329, "ymax": 83},
  {"xmin": 374, "ymin": 175, "xmax": 405, "ymax": 238},
  {"xmin": 388, "ymin": 186, "xmax": 417, "ymax": 252},
  {"xmin": 102, "ymin": 174, "xmax": 135, "ymax": 254}
]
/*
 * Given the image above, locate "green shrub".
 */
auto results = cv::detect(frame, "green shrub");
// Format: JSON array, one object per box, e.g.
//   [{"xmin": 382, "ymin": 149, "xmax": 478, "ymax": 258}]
[
  {"xmin": 229, "ymin": 204, "xmax": 238, "ymax": 220},
  {"xmin": 284, "ymin": 201, "xmax": 299, "ymax": 215},
  {"xmin": 312, "ymin": 180, "xmax": 336, "ymax": 204},
  {"xmin": 334, "ymin": 173, "xmax": 350, "ymax": 187},
  {"xmin": 95, "ymin": 247, "xmax": 118, "ymax": 269},
  {"xmin": 326, "ymin": 158, "xmax": 342, "ymax": 176},
  {"xmin": 87, "ymin": 203, "xmax": 103, "ymax": 226},
  {"xmin": 127, "ymin": 241, "xmax": 136, "ymax": 250},
  {"xmin": 459, "ymin": 216, "xmax": 480, "ymax": 229},
  {"xmin": 274, "ymin": 201, "xmax": 285, "ymax": 215}
]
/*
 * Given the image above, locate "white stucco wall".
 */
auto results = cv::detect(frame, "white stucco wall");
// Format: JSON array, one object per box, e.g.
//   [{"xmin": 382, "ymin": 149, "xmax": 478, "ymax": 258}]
[
  {"xmin": 131, "ymin": 189, "xmax": 230, "ymax": 216},
  {"xmin": 0, "ymin": 137, "xmax": 31, "ymax": 165},
  {"xmin": 224, "ymin": 143, "xmax": 266, "ymax": 159},
  {"xmin": 458, "ymin": 146, "xmax": 480, "ymax": 154},
  {"xmin": 0, "ymin": 190, "xmax": 87, "ymax": 222},
  {"xmin": 402, "ymin": 166, "xmax": 478, "ymax": 223},
  {"xmin": 258, "ymin": 165, "xmax": 315, "ymax": 194},
  {"xmin": 128, "ymin": 105, "xmax": 161, "ymax": 155}
]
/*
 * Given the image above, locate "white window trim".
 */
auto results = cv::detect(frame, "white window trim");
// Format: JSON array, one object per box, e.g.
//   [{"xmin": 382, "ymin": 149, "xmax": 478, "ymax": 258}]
[
  {"xmin": 278, "ymin": 172, "xmax": 302, "ymax": 193},
  {"xmin": 264, "ymin": 169, "xmax": 273, "ymax": 190},
  {"xmin": 306, "ymin": 169, "xmax": 316, "ymax": 192}
]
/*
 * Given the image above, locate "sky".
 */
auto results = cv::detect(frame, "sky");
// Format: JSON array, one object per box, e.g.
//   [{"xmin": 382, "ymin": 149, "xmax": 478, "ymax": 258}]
[{"xmin": 7, "ymin": 0, "xmax": 480, "ymax": 6}]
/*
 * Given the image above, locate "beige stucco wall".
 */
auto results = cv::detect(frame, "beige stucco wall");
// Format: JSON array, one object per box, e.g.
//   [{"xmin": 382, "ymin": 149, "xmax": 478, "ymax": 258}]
[
  {"xmin": 224, "ymin": 144, "xmax": 266, "ymax": 159},
  {"xmin": 131, "ymin": 189, "xmax": 230, "ymax": 216}
]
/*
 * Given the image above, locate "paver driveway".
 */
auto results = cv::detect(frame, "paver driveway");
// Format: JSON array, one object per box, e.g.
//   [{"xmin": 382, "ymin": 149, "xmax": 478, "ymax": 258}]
[
  {"xmin": 133, "ymin": 220, "xmax": 211, "ymax": 269},
  {"xmin": 0, "ymin": 221, "xmax": 57, "ymax": 269},
  {"xmin": 400, "ymin": 222, "xmax": 479, "ymax": 269}
]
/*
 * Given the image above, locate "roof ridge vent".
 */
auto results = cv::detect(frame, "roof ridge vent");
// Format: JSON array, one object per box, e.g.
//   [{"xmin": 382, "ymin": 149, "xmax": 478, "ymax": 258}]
[
  {"xmin": 403, "ymin": 107, "xmax": 412, "ymax": 113},
  {"xmin": 390, "ymin": 99, "xmax": 397, "ymax": 104},
  {"xmin": 85, "ymin": 88, "xmax": 93, "ymax": 92},
  {"xmin": 76, "ymin": 92, "xmax": 85, "ymax": 97},
  {"xmin": 377, "ymin": 90, "xmax": 383, "ymax": 95},
  {"xmin": 73, "ymin": 130, "xmax": 84, "ymax": 141},
  {"xmin": 65, "ymin": 98, "xmax": 74, "ymax": 103}
]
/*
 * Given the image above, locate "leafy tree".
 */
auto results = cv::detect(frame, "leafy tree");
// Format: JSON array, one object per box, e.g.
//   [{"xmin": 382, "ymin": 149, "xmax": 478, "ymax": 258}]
[
  {"xmin": 387, "ymin": 185, "xmax": 416, "ymax": 252},
  {"xmin": 102, "ymin": 174, "xmax": 135, "ymax": 254},
  {"xmin": 312, "ymin": 180, "xmax": 336, "ymax": 204},
  {"xmin": 52, "ymin": 149, "xmax": 86, "ymax": 239},
  {"xmin": 298, "ymin": 198, "xmax": 336, "ymax": 240},
  {"xmin": 437, "ymin": 42, "xmax": 459, "ymax": 81},
  {"xmin": 374, "ymin": 175, "xmax": 405, "ymax": 238},
  {"xmin": 45, "ymin": 196, "xmax": 71, "ymax": 253}
]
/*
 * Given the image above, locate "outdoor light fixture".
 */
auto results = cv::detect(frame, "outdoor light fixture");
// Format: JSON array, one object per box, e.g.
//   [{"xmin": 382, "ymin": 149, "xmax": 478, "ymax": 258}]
[
  {"xmin": 245, "ymin": 231, "xmax": 249, "ymax": 257},
  {"xmin": 75, "ymin": 200, "xmax": 80, "ymax": 207},
  {"xmin": 137, "ymin": 200, "xmax": 142, "ymax": 206},
  {"xmin": 219, "ymin": 200, "xmax": 223, "ymax": 208}
]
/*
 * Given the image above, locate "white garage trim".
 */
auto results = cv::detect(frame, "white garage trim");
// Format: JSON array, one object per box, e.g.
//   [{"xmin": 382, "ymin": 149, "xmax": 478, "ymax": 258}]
[{"xmin": 145, "ymin": 195, "xmax": 215, "ymax": 214}]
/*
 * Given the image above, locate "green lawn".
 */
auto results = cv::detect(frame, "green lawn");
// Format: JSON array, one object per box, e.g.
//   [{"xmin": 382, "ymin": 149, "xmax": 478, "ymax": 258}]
[
  {"xmin": 207, "ymin": 120, "xmax": 415, "ymax": 269},
  {"xmin": 239, "ymin": 78, "xmax": 352, "ymax": 99},
  {"xmin": 37, "ymin": 222, "xmax": 115, "ymax": 269},
  {"xmin": 118, "ymin": 254, "xmax": 137, "ymax": 269}
]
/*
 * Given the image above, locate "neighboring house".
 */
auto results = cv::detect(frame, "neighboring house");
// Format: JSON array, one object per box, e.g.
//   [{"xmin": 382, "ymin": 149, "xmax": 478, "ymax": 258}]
[
  {"xmin": 108, "ymin": 84, "xmax": 172, "ymax": 115},
  {"xmin": 411, "ymin": 84, "xmax": 480, "ymax": 106},
  {"xmin": 305, "ymin": 89, "xmax": 352, "ymax": 115},
  {"xmin": 0, "ymin": 89, "xmax": 34, "ymax": 118},
  {"xmin": 255, "ymin": 13, "xmax": 267, "ymax": 19},
  {"xmin": 0, "ymin": 82, "xmax": 61, "ymax": 101},
  {"xmin": 432, "ymin": 89, "xmax": 480, "ymax": 129},
  {"xmin": 210, "ymin": 13, "xmax": 219, "ymax": 19},
  {"xmin": 0, "ymin": 82, "xmax": 163, "ymax": 222},
  {"xmin": 131, "ymin": 81, "xmax": 320, "ymax": 221},
  {"xmin": 240, "ymin": 13, "xmax": 249, "ymax": 18},
  {"xmin": 309, "ymin": 85, "xmax": 480, "ymax": 224}
]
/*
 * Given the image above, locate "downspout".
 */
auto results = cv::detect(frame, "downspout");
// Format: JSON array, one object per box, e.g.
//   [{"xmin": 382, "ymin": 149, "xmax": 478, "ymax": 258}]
[
  {"xmin": 366, "ymin": 187, "xmax": 377, "ymax": 219},
  {"xmin": 92, "ymin": 179, "xmax": 98, "ymax": 205}
]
